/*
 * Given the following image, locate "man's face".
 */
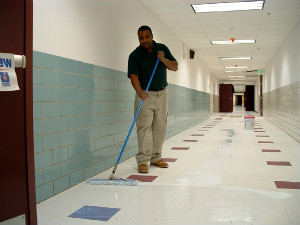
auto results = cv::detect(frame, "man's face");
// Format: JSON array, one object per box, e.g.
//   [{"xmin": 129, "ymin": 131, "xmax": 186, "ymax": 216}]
[{"xmin": 138, "ymin": 30, "xmax": 153, "ymax": 51}]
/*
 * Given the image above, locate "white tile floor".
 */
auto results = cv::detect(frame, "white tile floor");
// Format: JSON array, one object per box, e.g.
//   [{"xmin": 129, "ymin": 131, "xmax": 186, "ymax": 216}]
[{"xmin": 37, "ymin": 107, "xmax": 300, "ymax": 225}]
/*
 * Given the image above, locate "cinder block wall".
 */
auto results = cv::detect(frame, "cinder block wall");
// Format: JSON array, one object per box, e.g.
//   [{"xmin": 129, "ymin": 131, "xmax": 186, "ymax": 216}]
[
  {"xmin": 263, "ymin": 81, "xmax": 300, "ymax": 142},
  {"xmin": 33, "ymin": 52, "xmax": 210, "ymax": 203}
]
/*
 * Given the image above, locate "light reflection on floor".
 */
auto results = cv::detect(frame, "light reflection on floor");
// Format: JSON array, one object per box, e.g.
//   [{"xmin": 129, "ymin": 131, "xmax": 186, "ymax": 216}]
[{"xmin": 37, "ymin": 108, "xmax": 300, "ymax": 225}]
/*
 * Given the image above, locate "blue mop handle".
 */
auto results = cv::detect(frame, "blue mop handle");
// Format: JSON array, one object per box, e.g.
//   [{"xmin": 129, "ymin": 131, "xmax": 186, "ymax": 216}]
[{"xmin": 115, "ymin": 58, "xmax": 160, "ymax": 165}]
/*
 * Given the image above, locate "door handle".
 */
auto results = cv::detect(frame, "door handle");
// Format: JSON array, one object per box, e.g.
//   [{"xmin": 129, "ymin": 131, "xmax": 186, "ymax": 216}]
[{"xmin": 14, "ymin": 55, "xmax": 26, "ymax": 68}]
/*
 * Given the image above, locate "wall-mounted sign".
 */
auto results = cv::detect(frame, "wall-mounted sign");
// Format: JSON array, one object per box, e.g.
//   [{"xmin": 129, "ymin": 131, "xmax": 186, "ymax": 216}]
[
  {"xmin": 0, "ymin": 53, "xmax": 20, "ymax": 91},
  {"xmin": 257, "ymin": 69, "xmax": 264, "ymax": 75}
]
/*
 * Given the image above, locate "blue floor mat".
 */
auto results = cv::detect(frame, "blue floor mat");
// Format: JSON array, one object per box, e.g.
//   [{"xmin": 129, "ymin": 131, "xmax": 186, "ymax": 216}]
[{"xmin": 69, "ymin": 205, "xmax": 120, "ymax": 221}]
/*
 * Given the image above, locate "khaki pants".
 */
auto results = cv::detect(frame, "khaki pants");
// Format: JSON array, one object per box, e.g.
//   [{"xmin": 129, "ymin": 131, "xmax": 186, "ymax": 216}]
[{"xmin": 134, "ymin": 89, "xmax": 168, "ymax": 165}]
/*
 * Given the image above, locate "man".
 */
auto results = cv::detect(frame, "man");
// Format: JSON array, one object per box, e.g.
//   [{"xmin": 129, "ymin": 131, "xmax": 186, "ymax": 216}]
[{"xmin": 127, "ymin": 25, "xmax": 178, "ymax": 173}]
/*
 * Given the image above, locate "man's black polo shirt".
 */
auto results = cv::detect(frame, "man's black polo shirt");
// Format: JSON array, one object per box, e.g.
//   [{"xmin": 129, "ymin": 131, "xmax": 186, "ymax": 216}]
[{"xmin": 127, "ymin": 40, "xmax": 177, "ymax": 90}]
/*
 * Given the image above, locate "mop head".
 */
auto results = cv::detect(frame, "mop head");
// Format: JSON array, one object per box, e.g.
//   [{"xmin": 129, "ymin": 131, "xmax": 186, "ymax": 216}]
[{"xmin": 87, "ymin": 178, "xmax": 139, "ymax": 186}]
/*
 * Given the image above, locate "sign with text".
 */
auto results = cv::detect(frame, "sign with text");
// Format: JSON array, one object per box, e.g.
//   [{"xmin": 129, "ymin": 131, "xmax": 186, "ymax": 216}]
[{"xmin": 0, "ymin": 53, "xmax": 20, "ymax": 91}]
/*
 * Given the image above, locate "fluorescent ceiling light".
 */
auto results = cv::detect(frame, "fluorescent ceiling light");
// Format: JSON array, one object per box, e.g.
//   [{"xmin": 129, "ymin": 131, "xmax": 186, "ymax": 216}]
[
  {"xmin": 228, "ymin": 76, "xmax": 245, "ymax": 80},
  {"xmin": 220, "ymin": 57, "xmax": 252, "ymax": 60},
  {"xmin": 225, "ymin": 66, "xmax": 250, "ymax": 69},
  {"xmin": 211, "ymin": 40, "xmax": 256, "ymax": 45},
  {"xmin": 192, "ymin": 1, "xmax": 264, "ymax": 13},
  {"xmin": 228, "ymin": 75, "xmax": 245, "ymax": 77},
  {"xmin": 225, "ymin": 71, "xmax": 235, "ymax": 73}
]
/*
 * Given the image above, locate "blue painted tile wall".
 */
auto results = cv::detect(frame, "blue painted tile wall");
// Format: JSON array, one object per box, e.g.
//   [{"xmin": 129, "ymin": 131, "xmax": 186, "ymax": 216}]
[{"xmin": 33, "ymin": 51, "xmax": 210, "ymax": 203}]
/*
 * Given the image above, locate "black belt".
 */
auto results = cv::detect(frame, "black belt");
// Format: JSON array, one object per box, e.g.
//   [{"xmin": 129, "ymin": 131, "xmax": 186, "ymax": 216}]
[{"xmin": 148, "ymin": 87, "xmax": 165, "ymax": 91}]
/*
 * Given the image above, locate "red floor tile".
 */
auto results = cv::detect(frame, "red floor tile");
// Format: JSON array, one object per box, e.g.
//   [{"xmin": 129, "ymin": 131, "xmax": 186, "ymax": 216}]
[
  {"xmin": 161, "ymin": 158, "xmax": 177, "ymax": 162},
  {"xmin": 258, "ymin": 141, "xmax": 274, "ymax": 143},
  {"xmin": 183, "ymin": 140, "xmax": 198, "ymax": 142},
  {"xmin": 274, "ymin": 181, "xmax": 300, "ymax": 189},
  {"xmin": 171, "ymin": 147, "xmax": 190, "ymax": 150},
  {"xmin": 127, "ymin": 175, "xmax": 158, "ymax": 182},
  {"xmin": 267, "ymin": 161, "xmax": 291, "ymax": 166},
  {"xmin": 261, "ymin": 149, "xmax": 281, "ymax": 152}
]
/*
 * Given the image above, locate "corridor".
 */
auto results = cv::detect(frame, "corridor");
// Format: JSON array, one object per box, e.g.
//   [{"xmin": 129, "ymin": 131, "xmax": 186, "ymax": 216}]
[
  {"xmin": 1, "ymin": 1, "xmax": 300, "ymax": 224},
  {"xmin": 37, "ymin": 108, "xmax": 300, "ymax": 225}
]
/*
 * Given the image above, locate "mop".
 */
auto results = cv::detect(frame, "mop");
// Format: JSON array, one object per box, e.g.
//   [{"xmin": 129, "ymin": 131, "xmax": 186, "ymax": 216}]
[{"xmin": 87, "ymin": 58, "xmax": 160, "ymax": 186}]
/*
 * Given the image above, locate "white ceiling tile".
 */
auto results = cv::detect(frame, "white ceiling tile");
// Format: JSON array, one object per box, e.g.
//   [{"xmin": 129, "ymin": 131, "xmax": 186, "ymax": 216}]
[
  {"xmin": 263, "ymin": 0, "xmax": 300, "ymax": 10},
  {"xmin": 263, "ymin": 8, "xmax": 300, "ymax": 17},
  {"xmin": 164, "ymin": 21, "xmax": 200, "ymax": 29},
  {"xmin": 261, "ymin": 15, "xmax": 300, "ymax": 24},
  {"xmin": 140, "ymin": 0, "xmax": 187, "ymax": 7},
  {"xmin": 147, "ymin": 5, "xmax": 194, "ymax": 15},
  {"xmin": 158, "ymin": 14, "xmax": 197, "ymax": 22}
]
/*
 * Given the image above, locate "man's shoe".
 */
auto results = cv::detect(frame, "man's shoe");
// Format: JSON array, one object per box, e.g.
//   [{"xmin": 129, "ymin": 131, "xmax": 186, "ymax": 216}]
[
  {"xmin": 150, "ymin": 159, "xmax": 169, "ymax": 168},
  {"xmin": 138, "ymin": 164, "xmax": 148, "ymax": 173}
]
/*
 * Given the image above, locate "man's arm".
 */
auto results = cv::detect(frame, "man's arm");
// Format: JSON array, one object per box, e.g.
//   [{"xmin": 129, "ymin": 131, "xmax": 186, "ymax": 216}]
[
  {"xmin": 129, "ymin": 74, "xmax": 149, "ymax": 101},
  {"xmin": 157, "ymin": 51, "xmax": 178, "ymax": 71}
]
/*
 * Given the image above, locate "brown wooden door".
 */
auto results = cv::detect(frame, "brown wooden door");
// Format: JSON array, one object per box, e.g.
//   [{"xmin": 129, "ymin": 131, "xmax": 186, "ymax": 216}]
[
  {"xmin": 219, "ymin": 84, "xmax": 233, "ymax": 112},
  {"xmin": 0, "ymin": 1, "xmax": 36, "ymax": 224},
  {"xmin": 245, "ymin": 85, "xmax": 255, "ymax": 111}
]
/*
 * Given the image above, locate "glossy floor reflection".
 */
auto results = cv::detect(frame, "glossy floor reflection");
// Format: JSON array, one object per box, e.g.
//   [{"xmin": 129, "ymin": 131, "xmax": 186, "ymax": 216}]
[{"xmin": 37, "ymin": 108, "xmax": 300, "ymax": 225}]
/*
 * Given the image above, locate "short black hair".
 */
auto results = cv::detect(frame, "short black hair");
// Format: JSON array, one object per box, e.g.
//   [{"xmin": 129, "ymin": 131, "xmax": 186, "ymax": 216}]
[{"xmin": 138, "ymin": 25, "xmax": 152, "ymax": 34}]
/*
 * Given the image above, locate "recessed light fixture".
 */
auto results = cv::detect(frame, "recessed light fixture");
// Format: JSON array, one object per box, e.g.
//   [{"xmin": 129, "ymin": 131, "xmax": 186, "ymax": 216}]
[
  {"xmin": 220, "ymin": 57, "xmax": 252, "ymax": 60},
  {"xmin": 225, "ymin": 66, "xmax": 250, "ymax": 69},
  {"xmin": 192, "ymin": 1, "xmax": 264, "ymax": 13},
  {"xmin": 211, "ymin": 40, "xmax": 256, "ymax": 45}
]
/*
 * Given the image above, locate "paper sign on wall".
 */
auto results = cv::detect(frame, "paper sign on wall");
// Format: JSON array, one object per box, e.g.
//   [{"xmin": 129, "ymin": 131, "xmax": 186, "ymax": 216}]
[{"xmin": 0, "ymin": 53, "xmax": 20, "ymax": 91}]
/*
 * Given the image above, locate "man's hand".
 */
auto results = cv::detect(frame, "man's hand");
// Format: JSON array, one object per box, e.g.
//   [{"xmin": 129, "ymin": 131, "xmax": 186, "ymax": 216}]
[
  {"xmin": 129, "ymin": 74, "xmax": 149, "ymax": 101},
  {"xmin": 138, "ymin": 90, "xmax": 149, "ymax": 101},
  {"xmin": 157, "ymin": 51, "xmax": 165, "ymax": 63},
  {"xmin": 157, "ymin": 51, "xmax": 178, "ymax": 71}
]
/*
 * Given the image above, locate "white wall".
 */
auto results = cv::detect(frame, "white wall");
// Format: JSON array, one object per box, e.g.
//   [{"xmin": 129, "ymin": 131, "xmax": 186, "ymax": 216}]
[
  {"xmin": 263, "ymin": 21, "xmax": 300, "ymax": 93},
  {"xmin": 33, "ymin": 0, "xmax": 217, "ymax": 93}
]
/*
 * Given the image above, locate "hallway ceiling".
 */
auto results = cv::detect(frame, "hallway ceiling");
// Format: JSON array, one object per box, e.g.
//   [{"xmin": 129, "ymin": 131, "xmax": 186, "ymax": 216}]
[{"xmin": 139, "ymin": 0, "xmax": 300, "ymax": 83}]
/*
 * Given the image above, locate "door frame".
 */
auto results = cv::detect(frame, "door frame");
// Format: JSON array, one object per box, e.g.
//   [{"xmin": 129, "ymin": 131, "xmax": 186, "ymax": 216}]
[
  {"xmin": 260, "ymin": 76, "xmax": 263, "ymax": 116},
  {"xmin": 25, "ymin": 1, "xmax": 37, "ymax": 224}
]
